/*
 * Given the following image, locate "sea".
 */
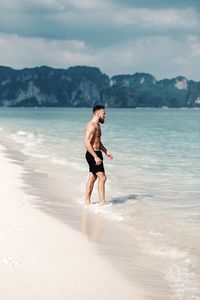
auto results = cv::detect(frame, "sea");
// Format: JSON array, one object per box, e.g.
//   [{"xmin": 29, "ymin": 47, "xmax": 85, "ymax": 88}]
[{"xmin": 0, "ymin": 107, "xmax": 199, "ymax": 299}]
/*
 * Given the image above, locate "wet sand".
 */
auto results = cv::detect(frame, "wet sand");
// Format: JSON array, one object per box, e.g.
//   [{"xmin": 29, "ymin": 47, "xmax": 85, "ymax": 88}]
[{"xmin": 0, "ymin": 140, "xmax": 146, "ymax": 300}]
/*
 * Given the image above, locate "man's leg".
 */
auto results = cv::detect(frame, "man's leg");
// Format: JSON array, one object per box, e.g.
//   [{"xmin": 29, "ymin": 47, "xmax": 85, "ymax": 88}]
[
  {"xmin": 96, "ymin": 172, "xmax": 107, "ymax": 204},
  {"xmin": 85, "ymin": 173, "xmax": 97, "ymax": 205}
]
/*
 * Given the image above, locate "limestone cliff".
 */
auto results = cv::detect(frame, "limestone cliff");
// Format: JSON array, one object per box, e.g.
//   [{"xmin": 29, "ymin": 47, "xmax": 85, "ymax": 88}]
[{"xmin": 0, "ymin": 66, "xmax": 199, "ymax": 107}]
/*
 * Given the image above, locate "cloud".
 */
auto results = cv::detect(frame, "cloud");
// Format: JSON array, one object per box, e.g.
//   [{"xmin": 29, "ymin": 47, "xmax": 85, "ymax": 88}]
[
  {"xmin": 0, "ymin": 2, "xmax": 199, "ymax": 43},
  {"xmin": 0, "ymin": 1, "xmax": 199, "ymax": 80},
  {"xmin": 0, "ymin": 32, "xmax": 200, "ymax": 81},
  {"xmin": 111, "ymin": 0, "xmax": 200, "ymax": 10},
  {"xmin": 0, "ymin": 33, "xmax": 92, "ymax": 68},
  {"xmin": 0, "ymin": 0, "xmax": 109, "ymax": 13},
  {"xmin": 0, "ymin": 0, "xmax": 115, "ymax": 44},
  {"xmin": 189, "ymin": 36, "xmax": 200, "ymax": 56},
  {"xmin": 115, "ymin": 7, "xmax": 200, "ymax": 30}
]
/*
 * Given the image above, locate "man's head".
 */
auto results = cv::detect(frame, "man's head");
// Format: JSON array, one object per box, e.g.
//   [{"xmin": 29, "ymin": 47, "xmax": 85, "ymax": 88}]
[{"xmin": 93, "ymin": 104, "xmax": 106, "ymax": 124}]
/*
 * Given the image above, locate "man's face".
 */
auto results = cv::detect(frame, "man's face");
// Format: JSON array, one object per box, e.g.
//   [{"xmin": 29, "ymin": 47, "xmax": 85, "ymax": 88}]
[{"xmin": 98, "ymin": 109, "xmax": 106, "ymax": 124}]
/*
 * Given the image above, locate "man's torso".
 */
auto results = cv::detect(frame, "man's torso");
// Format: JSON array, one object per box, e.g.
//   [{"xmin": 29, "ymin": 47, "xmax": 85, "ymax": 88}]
[{"xmin": 87, "ymin": 121, "xmax": 101, "ymax": 151}]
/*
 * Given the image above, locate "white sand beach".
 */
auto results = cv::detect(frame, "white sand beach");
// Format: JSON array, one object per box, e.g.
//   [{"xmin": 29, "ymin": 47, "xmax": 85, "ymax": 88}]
[{"xmin": 0, "ymin": 143, "xmax": 146, "ymax": 300}]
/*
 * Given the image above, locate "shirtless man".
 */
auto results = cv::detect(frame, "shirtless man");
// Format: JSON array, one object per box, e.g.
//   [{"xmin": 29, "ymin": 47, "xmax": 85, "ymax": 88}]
[{"xmin": 84, "ymin": 105, "xmax": 113, "ymax": 205}]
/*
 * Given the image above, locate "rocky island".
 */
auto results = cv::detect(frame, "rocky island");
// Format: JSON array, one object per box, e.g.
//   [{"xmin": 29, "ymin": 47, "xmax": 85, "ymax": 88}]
[{"xmin": 0, "ymin": 65, "xmax": 199, "ymax": 108}]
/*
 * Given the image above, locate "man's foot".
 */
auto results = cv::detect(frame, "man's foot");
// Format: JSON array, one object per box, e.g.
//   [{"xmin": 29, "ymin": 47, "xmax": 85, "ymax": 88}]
[
  {"xmin": 85, "ymin": 200, "xmax": 90, "ymax": 206},
  {"xmin": 100, "ymin": 200, "xmax": 107, "ymax": 205}
]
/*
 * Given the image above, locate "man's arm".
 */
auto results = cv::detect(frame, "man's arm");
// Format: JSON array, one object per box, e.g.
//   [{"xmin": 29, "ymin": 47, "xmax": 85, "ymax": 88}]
[
  {"xmin": 100, "ymin": 142, "xmax": 113, "ymax": 160},
  {"xmin": 100, "ymin": 142, "xmax": 107, "ymax": 154},
  {"xmin": 84, "ymin": 124, "xmax": 102, "ymax": 165}
]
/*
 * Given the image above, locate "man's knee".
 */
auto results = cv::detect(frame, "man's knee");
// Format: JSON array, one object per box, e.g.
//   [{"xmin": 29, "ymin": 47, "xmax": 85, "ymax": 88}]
[
  {"xmin": 98, "ymin": 173, "xmax": 107, "ymax": 182},
  {"xmin": 90, "ymin": 174, "xmax": 97, "ymax": 183}
]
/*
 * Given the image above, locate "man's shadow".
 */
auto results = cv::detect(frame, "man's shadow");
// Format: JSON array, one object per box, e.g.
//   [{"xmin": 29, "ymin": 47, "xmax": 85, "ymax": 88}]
[{"xmin": 111, "ymin": 194, "xmax": 144, "ymax": 204}]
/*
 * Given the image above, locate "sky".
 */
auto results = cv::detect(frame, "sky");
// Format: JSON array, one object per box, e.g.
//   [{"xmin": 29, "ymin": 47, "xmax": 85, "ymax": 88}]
[{"xmin": 0, "ymin": 0, "xmax": 200, "ymax": 80}]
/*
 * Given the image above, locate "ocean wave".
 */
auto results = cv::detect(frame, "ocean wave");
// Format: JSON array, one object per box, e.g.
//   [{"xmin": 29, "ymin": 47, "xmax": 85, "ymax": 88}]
[
  {"xmin": 9, "ymin": 131, "xmax": 44, "ymax": 146},
  {"xmin": 143, "ymin": 245, "xmax": 188, "ymax": 259},
  {"xmin": 8, "ymin": 131, "xmax": 85, "ymax": 171},
  {"xmin": 149, "ymin": 230, "xmax": 166, "ymax": 236},
  {"xmin": 166, "ymin": 259, "xmax": 200, "ymax": 300},
  {"xmin": 16, "ymin": 130, "xmax": 28, "ymax": 136},
  {"xmin": 89, "ymin": 202, "xmax": 124, "ymax": 221}
]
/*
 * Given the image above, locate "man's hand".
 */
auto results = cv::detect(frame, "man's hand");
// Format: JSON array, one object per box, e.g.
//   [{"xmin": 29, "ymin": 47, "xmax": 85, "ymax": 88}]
[
  {"xmin": 106, "ymin": 150, "xmax": 113, "ymax": 160},
  {"xmin": 94, "ymin": 156, "xmax": 102, "ymax": 165}
]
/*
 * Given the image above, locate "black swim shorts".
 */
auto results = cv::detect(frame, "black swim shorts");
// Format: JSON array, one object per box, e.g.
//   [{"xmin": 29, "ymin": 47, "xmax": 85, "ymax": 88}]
[{"xmin": 85, "ymin": 151, "xmax": 105, "ymax": 174}]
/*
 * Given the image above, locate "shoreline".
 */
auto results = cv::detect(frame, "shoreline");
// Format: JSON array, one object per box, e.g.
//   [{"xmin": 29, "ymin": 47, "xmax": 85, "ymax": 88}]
[
  {"xmin": 0, "ymin": 108, "xmax": 199, "ymax": 300},
  {"xmin": 0, "ymin": 139, "xmax": 146, "ymax": 299},
  {"xmin": 0, "ymin": 127, "xmax": 175, "ymax": 300}
]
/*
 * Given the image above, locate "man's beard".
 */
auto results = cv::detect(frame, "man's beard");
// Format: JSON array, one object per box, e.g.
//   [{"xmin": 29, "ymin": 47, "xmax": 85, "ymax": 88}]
[{"xmin": 99, "ymin": 118, "xmax": 104, "ymax": 124}]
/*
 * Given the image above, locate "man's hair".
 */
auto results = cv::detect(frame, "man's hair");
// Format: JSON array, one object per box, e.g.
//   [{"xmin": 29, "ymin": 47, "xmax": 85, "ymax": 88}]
[{"xmin": 93, "ymin": 104, "xmax": 105, "ymax": 113}]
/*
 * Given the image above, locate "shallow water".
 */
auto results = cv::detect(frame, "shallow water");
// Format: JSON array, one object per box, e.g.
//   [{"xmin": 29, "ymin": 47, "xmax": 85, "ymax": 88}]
[{"xmin": 0, "ymin": 107, "xmax": 199, "ymax": 299}]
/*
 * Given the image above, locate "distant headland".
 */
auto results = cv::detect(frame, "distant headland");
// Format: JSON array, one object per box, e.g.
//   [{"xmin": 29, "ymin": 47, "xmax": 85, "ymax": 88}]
[{"xmin": 0, "ymin": 65, "xmax": 199, "ymax": 108}]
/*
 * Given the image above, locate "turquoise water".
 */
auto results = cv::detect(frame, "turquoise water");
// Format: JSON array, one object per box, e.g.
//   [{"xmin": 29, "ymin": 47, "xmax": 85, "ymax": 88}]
[{"xmin": 0, "ymin": 107, "xmax": 200, "ymax": 299}]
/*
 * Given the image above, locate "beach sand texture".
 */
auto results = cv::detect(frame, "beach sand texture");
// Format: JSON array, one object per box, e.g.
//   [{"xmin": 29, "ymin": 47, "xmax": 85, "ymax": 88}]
[{"xmin": 0, "ymin": 144, "xmax": 145, "ymax": 300}]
